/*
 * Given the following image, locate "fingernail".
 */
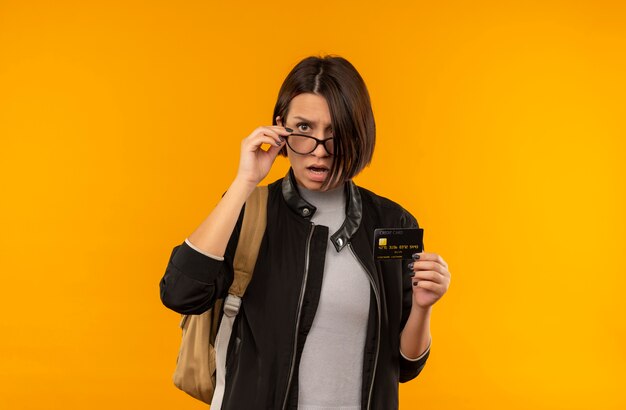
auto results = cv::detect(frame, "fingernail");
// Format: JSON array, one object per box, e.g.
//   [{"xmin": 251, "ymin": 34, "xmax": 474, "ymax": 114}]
[
  {"xmin": 413, "ymin": 281, "xmax": 419, "ymax": 287},
  {"xmin": 285, "ymin": 127, "xmax": 293, "ymax": 132},
  {"xmin": 407, "ymin": 262, "xmax": 414, "ymax": 270},
  {"xmin": 410, "ymin": 273, "xmax": 415, "ymax": 277},
  {"xmin": 276, "ymin": 141, "xmax": 282, "ymax": 146},
  {"xmin": 279, "ymin": 136, "xmax": 285, "ymax": 142},
  {"xmin": 412, "ymin": 253, "xmax": 421, "ymax": 260}
]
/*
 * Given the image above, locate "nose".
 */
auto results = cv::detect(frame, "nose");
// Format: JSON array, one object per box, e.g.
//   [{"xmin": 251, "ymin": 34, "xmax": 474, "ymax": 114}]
[
  {"xmin": 311, "ymin": 128, "xmax": 333, "ymax": 157},
  {"xmin": 311, "ymin": 139, "xmax": 331, "ymax": 157}
]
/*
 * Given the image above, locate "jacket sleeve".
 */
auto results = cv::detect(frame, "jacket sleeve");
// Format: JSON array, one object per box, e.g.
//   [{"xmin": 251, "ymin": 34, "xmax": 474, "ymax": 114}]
[
  {"xmin": 159, "ymin": 204, "xmax": 245, "ymax": 315},
  {"xmin": 398, "ymin": 208, "xmax": 431, "ymax": 382}
]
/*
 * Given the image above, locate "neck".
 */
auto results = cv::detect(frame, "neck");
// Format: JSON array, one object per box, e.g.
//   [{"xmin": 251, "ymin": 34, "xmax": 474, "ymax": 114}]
[{"xmin": 298, "ymin": 181, "xmax": 346, "ymax": 210}]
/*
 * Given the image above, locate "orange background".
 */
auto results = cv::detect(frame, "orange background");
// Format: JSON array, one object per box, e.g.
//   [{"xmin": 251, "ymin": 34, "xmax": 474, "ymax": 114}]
[{"xmin": 1, "ymin": 1, "xmax": 625, "ymax": 409}]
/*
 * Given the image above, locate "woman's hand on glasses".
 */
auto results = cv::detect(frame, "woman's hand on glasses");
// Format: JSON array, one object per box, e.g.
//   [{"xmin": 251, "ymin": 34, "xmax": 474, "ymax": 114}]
[{"xmin": 235, "ymin": 126, "xmax": 292, "ymax": 187}]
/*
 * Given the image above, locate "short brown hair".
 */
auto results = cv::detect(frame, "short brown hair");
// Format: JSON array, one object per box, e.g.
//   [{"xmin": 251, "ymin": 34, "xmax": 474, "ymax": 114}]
[{"xmin": 273, "ymin": 55, "xmax": 376, "ymax": 189}]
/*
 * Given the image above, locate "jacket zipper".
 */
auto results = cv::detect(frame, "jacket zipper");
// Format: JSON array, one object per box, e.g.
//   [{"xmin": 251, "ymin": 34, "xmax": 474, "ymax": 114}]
[
  {"xmin": 348, "ymin": 243, "xmax": 381, "ymax": 410},
  {"xmin": 282, "ymin": 222, "xmax": 315, "ymax": 410}
]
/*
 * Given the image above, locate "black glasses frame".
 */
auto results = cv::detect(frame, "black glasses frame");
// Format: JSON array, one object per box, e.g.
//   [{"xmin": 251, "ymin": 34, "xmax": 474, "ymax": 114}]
[{"xmin": 284, "ymin": 133, "xmax": 335, "ymax": 156}]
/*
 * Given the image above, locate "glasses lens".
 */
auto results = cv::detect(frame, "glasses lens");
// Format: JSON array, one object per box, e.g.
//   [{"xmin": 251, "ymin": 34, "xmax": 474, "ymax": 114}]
[
  {"xmin": 288, "ymin": 135, "xmax": 315, "ymax": 154},
  {"xmin": 324, "ymin": 138, "xmax": 334, "ymax": 155},
  {"xmin": 288, "ymin": 134, "xmax": 334, "ymax": 155}
]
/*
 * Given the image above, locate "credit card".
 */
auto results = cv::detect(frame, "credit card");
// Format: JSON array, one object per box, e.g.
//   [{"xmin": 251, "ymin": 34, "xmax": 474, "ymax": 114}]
[{"xmin": 373, "ymin": 228, "xmax": 424, "ymax": 260}]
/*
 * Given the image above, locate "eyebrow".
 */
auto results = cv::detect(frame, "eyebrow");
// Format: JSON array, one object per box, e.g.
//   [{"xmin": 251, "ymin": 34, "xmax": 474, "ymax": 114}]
[{"xmin": 292, "ymin": 116, "xmax": 333, "ymax": 129}]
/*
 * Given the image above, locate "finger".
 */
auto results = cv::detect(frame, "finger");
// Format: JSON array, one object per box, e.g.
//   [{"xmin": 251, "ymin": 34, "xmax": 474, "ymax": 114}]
[
  {"xmin": 268, "ymin": 125, "xmax": 294, "ymax": 134},
  {"xmin": 408, "ymin": 260, "xmax": 446, "ymax": 275},
  {"xmin": 265, "ymin": 142, "xmax": 284, "ymax": 159},
  {"xmin": 263, "ymin": 126, "xmax": 293, "ymax": 139},
  {"xmin": 244, "ymin": 134, "xmax": 284, "ymax": 151},
  {"xmin": 258, "ymin": 129, "xmax": 287, "ymax": 146},
  {"xmin": 248, "ymin": 127, "xmax": 285, "ymax": 147},
  {"xmin": 410, "ymin": 270, "xmax": 443, "ymax": 284},
  {"xmin": 412, "ymin": 280, "xmax": 444, "ymax": 293},
  {"xmin": 412, "ymin": 252, "xmax": 448, "ymax": 269}
]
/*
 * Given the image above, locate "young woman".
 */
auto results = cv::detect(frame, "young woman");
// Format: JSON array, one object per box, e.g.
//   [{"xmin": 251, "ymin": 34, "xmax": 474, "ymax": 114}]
[{"xmin": 160, "ymin": 55, "xmax": 451, "ymax": 410}]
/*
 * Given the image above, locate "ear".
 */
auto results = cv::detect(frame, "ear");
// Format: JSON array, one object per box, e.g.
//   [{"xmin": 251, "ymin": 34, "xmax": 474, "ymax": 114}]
[{"xmin": 275, "ymin": 115, "xmax": 283, "ymax": 127}]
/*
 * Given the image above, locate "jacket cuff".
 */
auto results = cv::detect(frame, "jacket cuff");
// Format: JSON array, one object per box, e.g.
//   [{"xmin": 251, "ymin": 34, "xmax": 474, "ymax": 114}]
[
  {"xmin": 399, "ymin": 338, "xmax": 431, "ymax": 382},
  {"xmin": 184, "ymin": 238, "xmax": 225, "ymax": 261},
  {"xmin": 170, "ymin": 240, "xmax": 224, "ymax": 284},
  {"xmin": 400, "ymin": 337, "xmax": 431, "ymax": 362}
]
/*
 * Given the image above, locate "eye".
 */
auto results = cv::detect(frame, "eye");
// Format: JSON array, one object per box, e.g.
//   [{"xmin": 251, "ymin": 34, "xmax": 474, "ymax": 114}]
[{"xmin": 297, "ymin": 122, "xmax": 311, "ymax": 132}]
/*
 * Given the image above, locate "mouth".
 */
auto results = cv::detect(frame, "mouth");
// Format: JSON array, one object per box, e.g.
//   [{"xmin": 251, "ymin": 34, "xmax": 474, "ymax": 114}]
[
  {"xmin": 306, "ymin": 164, "xmax": 330, "ymax": 182},
  {"xmin": 307, "ymin": 164, "xmax": 329, "ymax": 174}
]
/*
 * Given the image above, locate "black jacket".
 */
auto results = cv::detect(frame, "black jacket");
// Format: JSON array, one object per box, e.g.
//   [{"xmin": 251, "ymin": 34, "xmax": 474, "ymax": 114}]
[{"xmin": 160, "ymin": 169, "xmax": 430, "ymax": 410}]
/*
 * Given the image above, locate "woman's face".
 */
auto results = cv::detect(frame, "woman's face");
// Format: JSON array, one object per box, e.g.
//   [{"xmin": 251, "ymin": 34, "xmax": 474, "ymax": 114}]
[{"xmin": 276, "ymin": 93, "xmax": 337, "ymax": 191}]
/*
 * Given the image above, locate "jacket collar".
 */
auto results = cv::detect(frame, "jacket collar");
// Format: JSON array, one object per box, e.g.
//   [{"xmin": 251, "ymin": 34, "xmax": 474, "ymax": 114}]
[{"xmin": 281, "ymin": 168, "xmax": 362, "ymax": 252}]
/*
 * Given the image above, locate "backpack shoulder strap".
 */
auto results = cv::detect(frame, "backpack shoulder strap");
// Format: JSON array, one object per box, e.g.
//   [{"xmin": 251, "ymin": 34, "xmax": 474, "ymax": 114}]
[
  {"xmin": 229, "ymin": 185, "xmax": 268, "ymax": 298},
  {"xmin": 210, "ymin": 185, "xmax": 268, "ymax": 409}
]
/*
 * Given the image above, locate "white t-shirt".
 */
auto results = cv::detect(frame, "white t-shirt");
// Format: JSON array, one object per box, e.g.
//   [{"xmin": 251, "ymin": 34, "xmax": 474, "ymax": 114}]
[{"xmin": 297, "ymin": 183, "xmax": 370, "ymax": 410}]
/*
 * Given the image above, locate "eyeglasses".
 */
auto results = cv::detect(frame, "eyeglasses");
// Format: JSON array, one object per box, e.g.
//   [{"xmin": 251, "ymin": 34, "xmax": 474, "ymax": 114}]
[{"xmin": 284, "ymin": 133, "xmax": 335, "ymax": 156}]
